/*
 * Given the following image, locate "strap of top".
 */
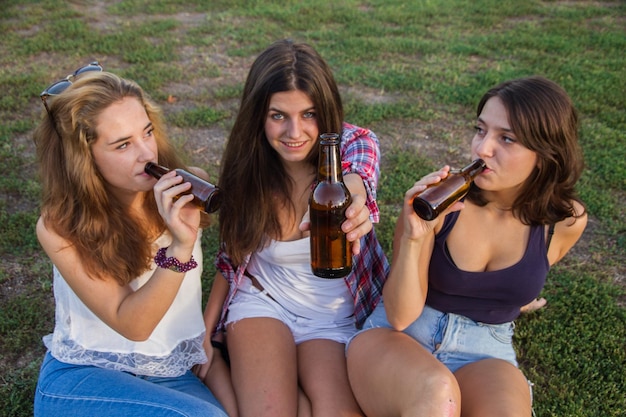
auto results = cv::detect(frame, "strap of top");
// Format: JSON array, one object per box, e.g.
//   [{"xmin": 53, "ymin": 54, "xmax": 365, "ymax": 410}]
[{"xmin": 546, "ymin": 223, "xmax": 556, "ymax": 251}]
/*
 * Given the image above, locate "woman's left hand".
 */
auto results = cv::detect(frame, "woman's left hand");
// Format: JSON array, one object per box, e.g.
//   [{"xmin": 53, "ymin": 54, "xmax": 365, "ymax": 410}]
[{"xmin": 298, "ymin": 192, "xmax": 371, "ymax": 255}]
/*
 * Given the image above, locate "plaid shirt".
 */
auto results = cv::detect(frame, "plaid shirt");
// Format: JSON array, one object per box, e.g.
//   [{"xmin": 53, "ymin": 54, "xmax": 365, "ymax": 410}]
[{"xmin": 213, "ymin": 122, "xmax": 389, "ymax": 333}]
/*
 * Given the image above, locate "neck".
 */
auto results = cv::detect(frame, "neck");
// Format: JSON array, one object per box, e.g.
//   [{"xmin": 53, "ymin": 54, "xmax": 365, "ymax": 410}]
[
  {"xmin": 285, "ymin": 162, "xmax": 315, "ymax": 185},
  {"xmin": 480, "ymin": 189, "xmax": 518, "ymax": 213}
]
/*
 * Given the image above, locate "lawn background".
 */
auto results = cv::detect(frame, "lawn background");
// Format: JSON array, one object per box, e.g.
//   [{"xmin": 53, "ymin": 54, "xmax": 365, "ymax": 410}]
[{"xmin": 0, "ymin": 1, "xmax": 624, "ymax": 416}]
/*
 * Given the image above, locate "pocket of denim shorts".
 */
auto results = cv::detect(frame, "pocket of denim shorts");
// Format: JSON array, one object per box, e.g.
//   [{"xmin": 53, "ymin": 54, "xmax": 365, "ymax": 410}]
[{"xmin": 486, "ymin": 321, "xmax": 515, "ymax": 344}]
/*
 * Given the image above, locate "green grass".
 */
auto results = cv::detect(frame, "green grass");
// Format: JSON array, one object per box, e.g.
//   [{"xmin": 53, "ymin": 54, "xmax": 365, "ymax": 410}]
[{"xmin": 0, "ymin": 0, "xmax": 624, "ymax": 415}]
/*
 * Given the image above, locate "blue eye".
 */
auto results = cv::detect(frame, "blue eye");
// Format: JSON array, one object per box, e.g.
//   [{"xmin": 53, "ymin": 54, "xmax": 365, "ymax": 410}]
[{"xmin": 502, "ymin": 136, "xmax": 516, "ymax": 144}]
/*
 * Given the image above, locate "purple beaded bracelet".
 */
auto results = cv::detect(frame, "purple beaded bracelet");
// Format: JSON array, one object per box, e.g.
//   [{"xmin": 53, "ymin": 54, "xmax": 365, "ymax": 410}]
[{"xmin": 154, "ymin": 247, "xmax": 198, "ymax": 273}]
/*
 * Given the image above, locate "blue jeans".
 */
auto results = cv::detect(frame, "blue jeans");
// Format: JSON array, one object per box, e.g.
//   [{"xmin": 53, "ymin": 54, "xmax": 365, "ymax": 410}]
[
  {"xmin": 353, "ymin": 302, "xmax": 518, "ymax": 373},
  {"xmin": 34, "ymin": 352, "xmax": 228, "ymax": 417}
]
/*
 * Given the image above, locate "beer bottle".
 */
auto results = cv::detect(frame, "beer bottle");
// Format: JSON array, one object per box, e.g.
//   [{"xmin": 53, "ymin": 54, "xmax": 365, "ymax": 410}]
[
  {"xmin": 309, "ymin": 133, "xmax": 353, "ymax": 278},
  {"xmin": 144, "ymin": 162, "xmax": 222, "ymax": 213},
  {"xmin": 412, "ymin": 159, "xmax": 485, "ymax": 220}
]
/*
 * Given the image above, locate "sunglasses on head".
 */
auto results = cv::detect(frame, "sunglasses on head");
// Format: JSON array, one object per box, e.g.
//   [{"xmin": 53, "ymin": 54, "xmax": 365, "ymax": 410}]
[{"xmin": 40, "ymin": 61, "xmax": 103, "ymax": 115}]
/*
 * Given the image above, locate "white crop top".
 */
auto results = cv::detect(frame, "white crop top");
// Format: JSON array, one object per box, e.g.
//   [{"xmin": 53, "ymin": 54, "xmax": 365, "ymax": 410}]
[
  {"xmin": 247, "ymin": 237, "xmax": 354, "ymax": 321},
  {"xmin": 43, "ymin": 232, "xmax": 207, "ymax": 377}
]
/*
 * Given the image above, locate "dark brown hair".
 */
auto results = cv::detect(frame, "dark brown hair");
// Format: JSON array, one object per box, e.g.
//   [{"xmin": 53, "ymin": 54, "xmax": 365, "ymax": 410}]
[
  {"xmin": 218, "ymin": 39, "xmax": 344, "ymax": 265},
  {"xmin": 34, "ymin": 71, "xmax": 188, "ymax": 285},
  {"xmin": 467, "ymin": 76, "xmax": 586, "ymax": 224}
]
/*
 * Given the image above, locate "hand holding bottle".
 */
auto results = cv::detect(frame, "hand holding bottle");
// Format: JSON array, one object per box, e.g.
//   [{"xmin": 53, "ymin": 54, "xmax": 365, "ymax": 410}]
[
  {"xmin": 300, "ymin": 191, "xmax": 371, "ymax": 256},
  {"xmin": 401, "ymin": 167, "xmax": 454, "ymax": 239},
  {"xmin": 412, "ymin": 159, "xmax": 485, "ymax": 220},
  {"xmin": 151, "ymin": 169, "xmax": 201, "ymax": 253},
  {"xmin": 145, "ymin": 162, "xmax": 222, "ymax": 214}
]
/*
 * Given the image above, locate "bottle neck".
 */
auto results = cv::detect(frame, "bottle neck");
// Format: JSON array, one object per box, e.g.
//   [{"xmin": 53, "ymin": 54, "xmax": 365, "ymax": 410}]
[
  {"xmin": 144, "ymin": 162, "xmax": 170, "ymax": 179},
  {"xmin": 317, "ymin": 138, "xmax": 342, "ymax": 183},
  {"xmin": 461, "ymin": 159, "xmax": 486, "ymax": 180}
]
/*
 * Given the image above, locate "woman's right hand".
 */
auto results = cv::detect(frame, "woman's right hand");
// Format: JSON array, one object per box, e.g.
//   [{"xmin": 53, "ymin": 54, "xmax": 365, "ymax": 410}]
[
  {"xmin": 152, "ymin": 170, "xmax": 200, "ymax": 251},
  {"xmin": 402, "ymin": 166, "xmax": 462, "ymax": 240}
]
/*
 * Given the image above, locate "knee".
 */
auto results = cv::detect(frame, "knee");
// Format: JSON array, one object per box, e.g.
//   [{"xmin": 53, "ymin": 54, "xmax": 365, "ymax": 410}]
[{"xmin": 408, "ymin": 370, "xmax": 460, "ymax": 417}]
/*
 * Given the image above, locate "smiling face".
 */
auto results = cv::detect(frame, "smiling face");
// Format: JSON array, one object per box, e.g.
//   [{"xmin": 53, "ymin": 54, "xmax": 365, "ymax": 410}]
[
  {"xmin": 264, "ymin": 89, "xmax": 320, "ymax": 169},
  {"xmin": 90, "ymin": 96, "xmax": 158, "ymax": 204},
  {"xmin": 471, "ymin": 96, "xmax": 538, "ymax": 199}
]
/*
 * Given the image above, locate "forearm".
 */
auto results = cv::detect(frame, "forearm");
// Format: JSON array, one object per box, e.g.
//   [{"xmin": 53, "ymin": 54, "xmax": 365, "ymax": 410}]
[
  {"xmin": 116, "ymin": 256, "xmax": 202, "ymax": 340},
  {"xmin": 203, "ymin": 273, "xmax": 230, "ymax": 336},
  {"xmin": 344, "ymin": 173, "xmax": 367, "ymax": 198},
  {"xmin": 382, "ymin": 236, "xmax": 429, "ymax": 330}
]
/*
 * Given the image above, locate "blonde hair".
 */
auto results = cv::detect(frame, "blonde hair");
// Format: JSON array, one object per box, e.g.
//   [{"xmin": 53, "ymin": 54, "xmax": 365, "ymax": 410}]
[{"xmin": 34, "ymin": 71, "xmax": 187, "ymax": 285}]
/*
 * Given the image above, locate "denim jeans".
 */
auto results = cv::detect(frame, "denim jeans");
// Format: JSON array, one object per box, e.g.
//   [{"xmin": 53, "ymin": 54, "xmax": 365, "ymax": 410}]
[{"xmin": 34, "ymin": 352, "xmax": 228, "ymax": 417}]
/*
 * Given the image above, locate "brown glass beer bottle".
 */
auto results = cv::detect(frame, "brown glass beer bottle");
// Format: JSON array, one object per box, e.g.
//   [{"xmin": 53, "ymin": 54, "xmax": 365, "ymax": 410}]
[
  {"xmin": 309, "ymin": 133, "xmax": 353, "ymax": 279},
  {"xmin": 144, "ymin": 162, "xmax": 222, "ymax": 213},
  {"xmin": 412, "ymin": 159, "xmax": 485, "ymax": 220}
]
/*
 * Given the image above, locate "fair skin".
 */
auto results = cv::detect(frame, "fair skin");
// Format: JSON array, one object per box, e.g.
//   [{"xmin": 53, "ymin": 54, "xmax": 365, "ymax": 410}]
[
  {"xmin": 37, "ymin": 97, "xmax": 204, "ymax": 342},
  {"xmin": 198, "ymin": 89, "xmax": 368, "ymax": 417},
  {"xmin": 347, "ymin": 96, "xmax": 587, "ymax": 417}
]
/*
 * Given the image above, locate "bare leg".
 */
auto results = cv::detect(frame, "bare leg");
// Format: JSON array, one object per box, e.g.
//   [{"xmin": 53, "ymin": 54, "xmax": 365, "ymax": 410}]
[
  {"xmin": 297, "ymin": 387, "xmax": 312, "ymax": 417},
  {"xmin": 227, "ymin": 317, "xmax": 298, "ymax": 417},
  {"xmin": 202, "ymin": 350, "xmax": 239, "ymax": 417},
  {"xmin": 454, "ymin": 358, "xmax": 532, "ymax": 417},
  {"xmin": 520, "ymin": 298, "xmax": 547, "ymax": 313},
  {"xmin": 298, "ymin": 338, "xmax": 363, "ymax": 417},
  {"xmin": 347, "ymin": 328, "xmax": 460, "ymax": 417}
]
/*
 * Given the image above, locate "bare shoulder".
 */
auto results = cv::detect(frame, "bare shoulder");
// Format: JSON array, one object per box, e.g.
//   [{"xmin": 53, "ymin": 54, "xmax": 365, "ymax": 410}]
[
  {"xmin": 36, "ymin": 215, "xmax": 65, "ymax": 251},
  {"xmin": 550, "ymin": 200, "xmax": 588, "ymax": 264},
  {"xmin": 187, "ymin": 166, "xmax": 210, "ymax": 181},
  {"xmin": 558, "ymin": 200, "xmax": 587, "ymax": 237}
]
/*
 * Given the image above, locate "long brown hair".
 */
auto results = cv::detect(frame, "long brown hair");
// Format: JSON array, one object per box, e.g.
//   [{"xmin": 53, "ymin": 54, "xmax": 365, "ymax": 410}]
[
  {"xmin": 218, "ymin": 39, "xmax": 344, "ymax": 266},
  {"xmin": 467, "ymin": 76, "xmax": 586, "ymax": 224},
  {"xmin": 34, "ymin": 71, "xmax": 187, "ymax": 285}
]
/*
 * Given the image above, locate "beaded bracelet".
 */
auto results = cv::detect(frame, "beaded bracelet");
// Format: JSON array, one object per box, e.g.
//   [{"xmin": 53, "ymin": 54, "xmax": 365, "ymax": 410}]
[{"xmin": 154, "ymin": 247, "xmax": 198, "ymax": 273}]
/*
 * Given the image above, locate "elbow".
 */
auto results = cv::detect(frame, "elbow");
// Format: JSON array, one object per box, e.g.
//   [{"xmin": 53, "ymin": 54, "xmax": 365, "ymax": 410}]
[
  {"xmin": 385, "ymin": 306, "xmax": 424, "ymax": 332},
  {"xmin": 122, "ymin": 334, "xmax": 150, "ymax": 342},
  {"xmin": 127, "ymin": 334, "xmax": 151, "ymax": 342},
  {"xmin": 388, "ymin": 317, "xmax": 414, "ymax": 332},
  {"xmin": 119, "ymin": 328, "xmax": 154, "ymax": 342}
]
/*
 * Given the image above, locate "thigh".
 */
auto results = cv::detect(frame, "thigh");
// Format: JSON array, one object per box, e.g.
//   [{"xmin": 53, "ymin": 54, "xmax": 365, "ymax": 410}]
[
  {"xmin": 297, "ymin": 339, "xmax": 363, "ymax": 417},
  {"xmin": 34, "ymin": 353, "xmax": 227, "ymax": 417},
  {"xmin": 227, "ymin": 317, "xmax": 298, "ymax": 417},
  {"xmin": 347, "ymin": 328, "xmax": 461, "ymax": 417},
  {"xmin": 454, "ymin": 358, "xmax": 531, "ymax": 417}
]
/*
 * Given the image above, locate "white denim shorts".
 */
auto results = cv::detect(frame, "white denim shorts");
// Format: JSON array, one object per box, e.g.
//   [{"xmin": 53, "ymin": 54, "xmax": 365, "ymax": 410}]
[{"xmin": 226, "ymin": 277, "xmax": 357, "ymax": 345}]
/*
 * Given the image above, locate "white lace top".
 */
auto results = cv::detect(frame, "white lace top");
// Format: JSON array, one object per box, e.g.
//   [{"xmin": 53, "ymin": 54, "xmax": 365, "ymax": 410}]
[{"xmin": 43, "ymin": 232, "xmax": 207, "ymax": 377}]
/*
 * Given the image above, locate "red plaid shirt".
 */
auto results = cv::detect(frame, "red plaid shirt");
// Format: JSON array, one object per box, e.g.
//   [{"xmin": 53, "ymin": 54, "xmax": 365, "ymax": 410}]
[{"xmin": 213, "ymin": 123, "xmax": 389, "ymax": 333}]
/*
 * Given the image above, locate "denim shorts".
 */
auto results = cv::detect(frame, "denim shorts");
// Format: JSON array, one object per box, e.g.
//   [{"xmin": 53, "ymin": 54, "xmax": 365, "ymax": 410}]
[{"xmin": 352, "ymin": 302, "xmax": 518, "ymax": 373}]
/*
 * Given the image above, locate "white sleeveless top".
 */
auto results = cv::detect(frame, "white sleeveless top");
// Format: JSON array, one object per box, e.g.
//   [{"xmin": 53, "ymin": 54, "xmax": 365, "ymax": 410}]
[
  {"xmin": 247, "ymin": 237, "xmax": 354, "ymax": 320},
  {"xmin": 43, "ymin": 232, "xmax": 207, "ymax": 377}
]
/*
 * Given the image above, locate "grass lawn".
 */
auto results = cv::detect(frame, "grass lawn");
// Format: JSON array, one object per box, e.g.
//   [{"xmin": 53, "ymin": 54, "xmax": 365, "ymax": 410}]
[{"xmin": 0, "ymin": 1, "xmax": 624, "ymax": 416}]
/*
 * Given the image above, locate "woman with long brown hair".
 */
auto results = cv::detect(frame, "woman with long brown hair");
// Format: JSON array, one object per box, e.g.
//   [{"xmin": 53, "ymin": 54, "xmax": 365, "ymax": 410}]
[
  {"xmin": 347, "ymin": 76, "xmax": 587, "ymax": 417},
  {"xmin": 198, "ymin": 40, "xmax": 389, "ymax": 417}
]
